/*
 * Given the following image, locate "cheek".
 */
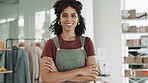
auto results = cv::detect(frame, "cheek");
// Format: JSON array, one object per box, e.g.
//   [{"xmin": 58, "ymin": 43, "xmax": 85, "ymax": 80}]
[{"xmin": 74, "ymin": 18, "xmax": 79, "ymax": 23}]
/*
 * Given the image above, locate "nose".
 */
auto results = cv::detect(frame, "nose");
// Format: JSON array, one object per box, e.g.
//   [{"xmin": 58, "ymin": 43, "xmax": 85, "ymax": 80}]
[{"xmin": 66, "ymin": 16, "xmax": 72, "ymax": 22}]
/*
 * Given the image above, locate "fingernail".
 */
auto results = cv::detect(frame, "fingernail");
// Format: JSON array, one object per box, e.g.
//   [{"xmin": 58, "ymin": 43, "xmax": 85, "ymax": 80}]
[{"xmin": 48, "ymin": 57, "xmax": 52, "ymax": 59}]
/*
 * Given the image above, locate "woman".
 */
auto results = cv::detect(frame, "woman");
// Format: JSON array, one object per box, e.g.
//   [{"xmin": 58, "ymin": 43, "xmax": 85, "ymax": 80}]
[{"xmin": 40, "ymin": 0, "xmax": 99, "ymax": 83}]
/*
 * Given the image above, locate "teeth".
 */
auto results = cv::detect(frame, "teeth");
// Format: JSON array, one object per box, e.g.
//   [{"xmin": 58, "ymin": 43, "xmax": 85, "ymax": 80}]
[{"xmin": 66, "ymin": 24, "xmax": 72, "ymax": 26}]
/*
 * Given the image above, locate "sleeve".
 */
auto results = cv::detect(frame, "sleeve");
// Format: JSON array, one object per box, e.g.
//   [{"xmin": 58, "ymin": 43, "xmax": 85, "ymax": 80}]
[
  {"xmin": 24, "ymin": 50, "xmax": 31, "ymax": 83},
  {"xmin": 41, "ymin": 39, "xmax": 56, "ymax": 60},
  {"xmin": 84, "ymin": 37, "xmax": 95, "ymax": 56}
]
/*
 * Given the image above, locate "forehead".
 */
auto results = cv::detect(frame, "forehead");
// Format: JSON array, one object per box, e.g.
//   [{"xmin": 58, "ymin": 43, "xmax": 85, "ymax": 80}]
[{"xmin": 62, "ymin": 6, "xmax": 77, "ymax": 14}]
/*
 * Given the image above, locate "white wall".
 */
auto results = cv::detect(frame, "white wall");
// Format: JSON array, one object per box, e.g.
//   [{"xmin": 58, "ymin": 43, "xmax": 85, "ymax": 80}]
[
  {"xmin": 0, "ymin": 3, "xmax": 18, "ymax": 18},
  {"xmin": 0, "ymin": 0, "xmax": 51, "ymax": 39},
  {"xmin": 93, "ymin": 0, "xmax": 123, "ymax": 83},
  {"xmin": 80, "ymin": 0, "xmax": 94, "ymax": 41}
]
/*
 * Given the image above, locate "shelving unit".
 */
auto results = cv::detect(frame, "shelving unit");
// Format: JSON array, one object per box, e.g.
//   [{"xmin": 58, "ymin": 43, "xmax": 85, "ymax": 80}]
[
  {"xmin": 0, "ymin": 49, "xmax": 13, "ymax": 74},
  {"xmin": 0, "ymin": 70, "xmax": 12, "ymax": 74},
  {"xmin": 121, "ymin": 0, "xmax": 148, "ymax": 83},
  {"xmin": 0, "ymin": 49, "xmax": 12, "ymax": 51}
]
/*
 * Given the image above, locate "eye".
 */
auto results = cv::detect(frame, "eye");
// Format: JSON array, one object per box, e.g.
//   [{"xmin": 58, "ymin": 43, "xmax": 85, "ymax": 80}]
[
  {"xmin": 62, "ymin": 14, "xmax": 67, "ymax": 17},
  {"xmin": 71, "ymin": 14, "xmax": 76, "ymax": 18}
]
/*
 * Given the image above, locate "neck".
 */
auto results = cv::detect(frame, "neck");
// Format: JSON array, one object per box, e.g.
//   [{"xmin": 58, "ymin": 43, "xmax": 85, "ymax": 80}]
[{"xmin": 61, "ymin": 32, "xmax": 76, "ymax": 41}]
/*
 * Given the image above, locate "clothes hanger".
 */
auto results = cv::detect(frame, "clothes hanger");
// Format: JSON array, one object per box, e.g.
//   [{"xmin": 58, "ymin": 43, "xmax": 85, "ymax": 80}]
[
  {"xmin": 19, "ymin": 42, "xmax": 26, "ymax": 47},
  {"xmin": 12, "ymin": 43, "xmax": 19, "ymax": 50},
  {"xmin": 30, "ymin": 43, "xmax": 35, "ymax": 47},
  {"xmin": 12, "ymin": 43, "xmax": 19, "ymax": 47},
  {"xmin": 36, "ymin": 42, "xmax": 41, "ymax": 47}
]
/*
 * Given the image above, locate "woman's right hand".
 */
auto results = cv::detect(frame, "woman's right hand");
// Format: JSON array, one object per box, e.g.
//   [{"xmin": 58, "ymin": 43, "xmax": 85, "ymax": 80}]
[
  {"xmin": 43, "ymin": 57, "xmax": 58, "ymax": 72},
  {"xmin": 79, "ymin": 64, "xmax": 99, "ymax": 78}
]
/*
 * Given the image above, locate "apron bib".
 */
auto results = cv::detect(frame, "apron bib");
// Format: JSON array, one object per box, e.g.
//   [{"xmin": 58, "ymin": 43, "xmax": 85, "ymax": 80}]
[{"xmin": 52, "ymin": 36, "xmax": 89, "ymax": 83}]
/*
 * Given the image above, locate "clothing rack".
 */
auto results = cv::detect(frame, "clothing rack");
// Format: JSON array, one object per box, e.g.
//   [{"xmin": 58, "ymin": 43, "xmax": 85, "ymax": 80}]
[
  {"xmin": 6, "ymin": 38, "xmax": 46, "ymax": 48},
  {"xmin": 4, "ymin": 38, "xmax": 46, "ymax": 83}
]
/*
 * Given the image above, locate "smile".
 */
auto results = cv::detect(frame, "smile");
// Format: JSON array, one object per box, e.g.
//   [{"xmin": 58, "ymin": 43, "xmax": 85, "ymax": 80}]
[{"xmin": 66, "ymin": 23, "xmax": 73, "ymax": 26}]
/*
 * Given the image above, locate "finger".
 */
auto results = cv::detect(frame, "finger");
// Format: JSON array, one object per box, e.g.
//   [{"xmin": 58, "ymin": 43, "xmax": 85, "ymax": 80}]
[
  {"xmin": 48, "ymin": 57, "xmax": 55, "ymax": 64},
  {"xmin": 89, "ymin": 64, "xmax": 96, "ymax": 67},
  {"xmin": 43, "ymin": 62, "xmax": 56, "ymax": 70},
  {"xmin": 93, "ymin": 67, "xmax": 99, "ymax": 72},
  {"xmin": 89, "ymin": 64, "xmax": 98, "ymax": 69},
  {"xmin": 88, "ymin": 65, "xmax": 96, "ymax": 70},
  {"xmin": 90, "ymin": 73, "xmax": 97, "ymax": 78},
  {"xmin": 92, "ymin": 70, "xmax": 98, "ymax": 74},
  {"xmin": 44, "ymin": 61, "xmax": 54, "ymax": 66},
  {"xmin": 43, "ymin": 62, "xmax": 54, "ymax": 69},
  {"xmin": 43, "ymin": 61, "xmax": 58, "ymax": 71},
  {"xmin": 43, "ymin": 63, "xmax": 52, "ymax": 69},
  {"xmin": 95, "ymin": 71, "xmax": 99, "ymax": 76},
  {"xmin": 43, "ymin": 62, "xmax": 51, "ymax": 67},
  {"xmin": 44, "ymin": 66, "xmax": 53, "ymax": 72}
]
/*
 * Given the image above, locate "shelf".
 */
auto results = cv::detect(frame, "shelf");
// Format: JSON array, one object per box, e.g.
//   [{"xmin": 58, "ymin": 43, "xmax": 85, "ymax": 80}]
[
  {"xmin": 125, "ymin": 69, "xmax": 148, "ymax": 71},
  {"xmin": 125, "ymin": 77, "xmax": 148, "ymax": 78},
  {"xmin": 96, "ymin": 76, "xmax": 110, "ymax": 82},
  {"xmin": 122, "ymin": 32, "xmax": 148, "ymax": 34},
  {"xmin": 122, "ymin": 18, "xmax": 147, "ymax": 21},
  {"xmin": 0, "ymin": 70, "xmax": 13, "ymax": 73},
  {"xmin": 124, "ymin": 63, "xmax": 148, "ymax": 65},
  {"xmin": 0, "ymin": 49, "xmax": 12, "ymax": 51},
  {"xmin": 128, "ymin": 49, "xmax": 140, "ymax": 52},
  {"xmin": 127, "ymin": 45, "xmax": 147, "ymax": 47}
]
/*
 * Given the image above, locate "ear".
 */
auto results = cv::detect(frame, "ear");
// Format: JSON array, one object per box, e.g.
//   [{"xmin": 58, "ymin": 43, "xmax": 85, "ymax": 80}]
[
  {"xmin": 59, "ymin": 19, "xmax": 61, "ymax": 22},
  {"xmin": 78, "ymin": 17, "xmax": 80, "ymax": 23}
]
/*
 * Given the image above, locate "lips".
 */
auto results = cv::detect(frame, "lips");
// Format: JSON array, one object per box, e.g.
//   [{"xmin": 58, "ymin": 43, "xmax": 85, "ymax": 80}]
[{"xmin": 65, "ymin": 23, "xmax": 73, "ymax": 27}]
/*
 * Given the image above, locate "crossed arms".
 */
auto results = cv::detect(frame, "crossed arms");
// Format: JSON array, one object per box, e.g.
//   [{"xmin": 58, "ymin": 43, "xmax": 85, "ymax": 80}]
[{"xmin": 40, "ymin": 56, "xmax": 99, "ymax": 83}]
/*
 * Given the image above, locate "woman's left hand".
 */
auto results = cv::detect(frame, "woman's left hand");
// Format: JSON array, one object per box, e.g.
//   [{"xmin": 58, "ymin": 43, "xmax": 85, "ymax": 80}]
[{"xmin": 43, "ymin": 57, "xmax": 58, "ymax": 72}]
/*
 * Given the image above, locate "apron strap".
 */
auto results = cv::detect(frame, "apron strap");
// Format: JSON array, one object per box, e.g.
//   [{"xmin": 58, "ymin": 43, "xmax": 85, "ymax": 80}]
[
  {"xmin": 80, "ymin": 36, "xmax": 88, "ymax": 61},
  {"xmin": 52, "ymin": 36, "xmax": 60, "ymax": 51},
  {"xmin": 52, "ymin": 36, "xmax": 86, "ymax": 51},
  {"xmin": 80, "ymin": 36, "xmax": 86, "ymax": 47}
]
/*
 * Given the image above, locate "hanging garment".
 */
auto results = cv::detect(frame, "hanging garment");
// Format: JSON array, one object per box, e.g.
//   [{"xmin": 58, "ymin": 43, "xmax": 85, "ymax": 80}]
[
  {"xmin": 5, "ymin": 47, "xmax": 31, "ymax": 83},
  {"xmin": 31, "ymin": 46, "xmax": 39, "ymax": 82},
  {"xmin": 52, "ymin": 36, "xmax": 89, "ymax": 83},
  {"xmin": 34, "ymin": 46, "xmax": 42, "ymax": 82},
  {"xmin": 31, "ymin": 46, "xmax": 42, "ymax": 83},
  {"xmin": 24, "ymin": 46, "xmax": 36, "ymax": 83}
]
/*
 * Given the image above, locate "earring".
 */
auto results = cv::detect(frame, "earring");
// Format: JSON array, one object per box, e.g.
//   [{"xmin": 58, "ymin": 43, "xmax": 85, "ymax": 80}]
[
  {"xmin": 58, "ymin": 22, "xmax": 61, "ymax": 25},
  {"xmin": 77, "ymin": 23, "xmax": 80, "ymax": 25}
]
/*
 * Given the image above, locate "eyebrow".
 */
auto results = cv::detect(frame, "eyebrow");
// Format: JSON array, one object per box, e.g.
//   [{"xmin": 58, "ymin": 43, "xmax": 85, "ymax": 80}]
[{"xmin": 62, "ymin": 13, "xmax": 77, "ymax": 14}]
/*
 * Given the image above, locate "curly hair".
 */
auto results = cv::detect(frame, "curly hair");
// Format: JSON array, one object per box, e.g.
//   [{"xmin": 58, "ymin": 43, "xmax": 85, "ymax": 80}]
[{"xmin": 49, "ymin": 0, "xmax": 86, "ymax": 36}]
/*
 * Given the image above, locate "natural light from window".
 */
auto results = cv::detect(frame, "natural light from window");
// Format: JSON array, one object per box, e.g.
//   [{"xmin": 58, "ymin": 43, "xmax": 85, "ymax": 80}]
[{"xmin": 35, "ymin": 11, "xmax": 45, "ymax": 42}]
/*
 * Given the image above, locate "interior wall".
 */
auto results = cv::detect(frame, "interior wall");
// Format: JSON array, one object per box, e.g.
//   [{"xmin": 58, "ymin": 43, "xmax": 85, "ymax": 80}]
[
  {"xmin": 0, "ymin": 3, "xmax": 18, "ymax": 18},
  {"xmin": 80, "ymin": 0, "xmax": 94, "ymax": 41},
  {"xmin": 93, "ymin": 0, "xmax": 123, "ymax": 83},
  {"xmin": 0, "ymin": 0, "xmax": 53, "ymax": 39},
  {"xmin": 0, "ymin": 0, "xmax": 94, "ymax": 40},
  {"xmin": 0, "ymin": 0, "xmax": 50, "ymax": 19}
]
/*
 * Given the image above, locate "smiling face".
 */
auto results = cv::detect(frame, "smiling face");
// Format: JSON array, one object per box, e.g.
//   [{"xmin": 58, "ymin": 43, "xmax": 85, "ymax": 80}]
[{"xmin": 59, "ymin": 6, "xmax": 79, "ymax": 32}]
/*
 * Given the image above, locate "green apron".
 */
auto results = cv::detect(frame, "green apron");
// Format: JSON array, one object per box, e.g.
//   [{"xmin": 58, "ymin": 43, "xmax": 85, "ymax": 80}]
[{"xmin": 52, "ymin": 36, "xmax": 89, "ymax": 83}]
